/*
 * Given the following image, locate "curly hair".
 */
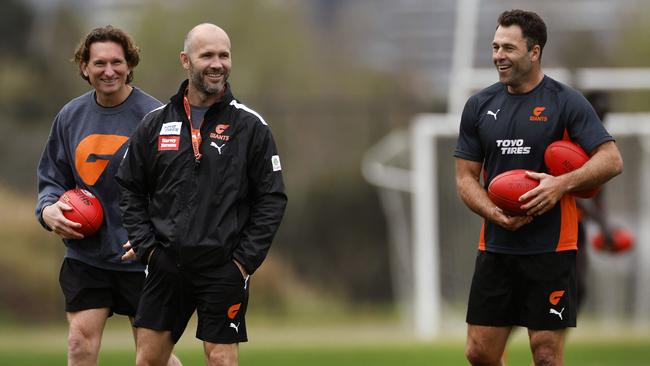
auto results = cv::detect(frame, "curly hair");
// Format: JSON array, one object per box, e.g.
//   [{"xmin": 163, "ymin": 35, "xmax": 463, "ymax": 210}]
[
  {"xmin": 497, "ymin": 9, "xmax": 547, "ymax": 57},
  {"xmin": 73, "ymin": 25, "xmax": 140, "ymax": 84}
]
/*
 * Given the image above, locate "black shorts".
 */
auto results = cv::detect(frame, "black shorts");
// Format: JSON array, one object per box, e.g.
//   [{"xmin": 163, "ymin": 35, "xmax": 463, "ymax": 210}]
[
  {"xmin": 59, "ymin": 258, "xmax": 145, "ymax": 316},
  {"xmin": 466, "ymin": 250, "xmax": 577, "ymax": 330},
  {"xmin": 134, "ymin": 247, "xmax": 249, "ymax": 344}
]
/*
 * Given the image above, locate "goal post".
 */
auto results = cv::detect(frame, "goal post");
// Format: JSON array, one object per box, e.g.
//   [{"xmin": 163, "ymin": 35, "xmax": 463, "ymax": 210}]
[{"xmin": 410, "ymin": 114, "xmax": 458, "ymax": 338}]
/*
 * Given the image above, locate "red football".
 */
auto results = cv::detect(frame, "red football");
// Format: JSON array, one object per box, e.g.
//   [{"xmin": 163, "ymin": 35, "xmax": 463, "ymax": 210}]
[
  {"xmin": 487, "ymin": 169, "xmax": 540, "ymax": 216},
  {"xmin": 544, "ymin": 140, "xmax": 600, "ymax": 198},
  {"xmin": 58, "ymin": 188, "xmax": 104, "ymax": 237},
  {"xmin": 592, "ymin": 228, "xmax": 634, "ymax": 253}
]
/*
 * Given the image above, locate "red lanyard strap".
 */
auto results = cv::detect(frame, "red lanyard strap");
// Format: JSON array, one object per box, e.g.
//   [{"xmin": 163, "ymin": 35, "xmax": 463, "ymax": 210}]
[{"xmin": 183, "ymin": 93, "xmax": 202, "ymax": 162}]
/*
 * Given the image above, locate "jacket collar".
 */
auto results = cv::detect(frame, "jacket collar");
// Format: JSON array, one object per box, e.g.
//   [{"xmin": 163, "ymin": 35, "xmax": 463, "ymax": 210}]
[{"xmin": 170, "ymin": 79, "xmax": 235, "ymax": 112}]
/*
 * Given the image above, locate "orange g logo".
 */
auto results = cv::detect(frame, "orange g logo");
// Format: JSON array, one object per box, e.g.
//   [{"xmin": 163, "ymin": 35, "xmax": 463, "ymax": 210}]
[
  {"xmin": 227, "ymin": 303, "xmax": 241, "ymax": 319},
  {"xmin": 215, "ymin": 124, "xmax": 230, "ymax": 134},
  {"xmin": 530, "ymin": 106, "xmax": 549, "ymax": 122},
  {"xmin": 549, "ymin": 290, "xmax": 565, "ymax": 306},
  {"xmin": 75, "ymin": 134, "xmax": 129, "ymax": 186},
  {"xmin": 533, "ymin": 106, "xmax": 546, "ymax": 117}
]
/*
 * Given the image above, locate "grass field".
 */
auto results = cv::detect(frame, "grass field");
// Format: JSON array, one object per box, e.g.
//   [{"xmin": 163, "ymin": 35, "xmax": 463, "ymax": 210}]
[
  {"xmin": 1, "ymin": 317, "xmax": 649, "ymax": 365},
  {"xmin": 3, "ymin": 342, "xmax": 650, "ymax": 366},
  {"xmin": 1, "ymin": 338, "xmax": 650, "ymax": 365}
]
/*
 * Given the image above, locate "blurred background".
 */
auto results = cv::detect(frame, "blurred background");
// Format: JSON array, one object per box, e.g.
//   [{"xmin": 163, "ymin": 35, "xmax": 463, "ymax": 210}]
[{"xmin": 1, "ymin": 0, "xmax": 650, "ymax": 364}]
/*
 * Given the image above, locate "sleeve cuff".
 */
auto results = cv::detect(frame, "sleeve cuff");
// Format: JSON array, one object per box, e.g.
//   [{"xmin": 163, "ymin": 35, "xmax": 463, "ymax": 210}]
[
  {"xmin": 136, "ymin": 243, "xmax": 156, "ymax": 265},
  {"xmin": 232, "ymin": 252, "xmax": 255, "ymax": 275},
  {"xmin": 38, "ymin": 202, "xmax": 56, "ymax": 231}
]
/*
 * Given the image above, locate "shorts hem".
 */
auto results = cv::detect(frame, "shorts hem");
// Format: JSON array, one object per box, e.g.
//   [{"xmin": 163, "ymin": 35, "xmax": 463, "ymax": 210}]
[
  {"xmin": 526, "ymin": 324, "xmax": 577, "ymax": 330},
  {"xmin": 198, "ymin": 336, "xmax": 248, "ymax": 344},
  {"xmin": 466, "ymin": 320, "xmax": 577, "ymax": 330},
  {"xmin": 65, "ymin": 304, "xmax": 114, "ymax": 314},
  {"xmin": 132, "ymin": 322, "xmax": 171, "ymax": 331},
  {"xmin": 466, "ymin": 319, "xmax": 512, "ymax": 327}
]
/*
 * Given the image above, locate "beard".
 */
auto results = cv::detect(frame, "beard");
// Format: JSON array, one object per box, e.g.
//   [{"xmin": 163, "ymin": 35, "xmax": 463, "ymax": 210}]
[
  {"xmin": 495, "ymin": 59, "xmax": 531, "ymax": 89},
  {"xmin": 188, "ymin": 62, "xmax": 229, "ymax": 96}
]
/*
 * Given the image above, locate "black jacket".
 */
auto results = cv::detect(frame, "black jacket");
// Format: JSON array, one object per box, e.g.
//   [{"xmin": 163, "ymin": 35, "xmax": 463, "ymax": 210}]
[{"xmin": 116, "ymin": 80, "xmax": 287, "ymax": 274}]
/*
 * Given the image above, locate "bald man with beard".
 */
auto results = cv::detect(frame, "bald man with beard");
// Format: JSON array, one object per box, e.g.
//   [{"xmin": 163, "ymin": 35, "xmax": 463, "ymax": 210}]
[{"xmin": 117, "ymin": 23, "xmax": 287, "ymax": 366}]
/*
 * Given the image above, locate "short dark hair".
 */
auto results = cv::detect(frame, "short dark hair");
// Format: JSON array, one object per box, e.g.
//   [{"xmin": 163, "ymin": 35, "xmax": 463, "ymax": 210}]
[
  {"xmin": 497, "ymin": 9, "xmax": 547, "ymax": 57},
  {"xmin": 73, "ymin": 25, "xmax": 140, "ymax": 84}
]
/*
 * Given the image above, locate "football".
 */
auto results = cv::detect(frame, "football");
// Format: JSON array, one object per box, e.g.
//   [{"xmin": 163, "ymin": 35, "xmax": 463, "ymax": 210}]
[
  {"xmin": 544, "ymin": 140, "xmax": 600, "ymax": 198},
  {"xmin": 487, "ymin": 169, "xmax": 540, "ymax": 216},
  {"xmin": 58, "ymin": 188, "xmax": 104, "ymax": 237},
  {"xmin": 592, "ymin": 228, "xmax": 634, "ymax": 253}
]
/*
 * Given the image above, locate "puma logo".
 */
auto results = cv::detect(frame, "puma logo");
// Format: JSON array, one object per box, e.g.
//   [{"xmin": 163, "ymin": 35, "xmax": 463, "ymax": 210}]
[
  {"xmin": 486, "ymin": 109, "xmax": 500, "ymax": 120},
  {"xmin": 549, "ymin": 308, "xmax": 565, "ymax": 320},
  {"xmin": 229, "ymin": 322, "xmax": 240, "ymax": 333},
  {"xmin": 210, "ymin": 141, "xmax": 226, "ymax": 154}
]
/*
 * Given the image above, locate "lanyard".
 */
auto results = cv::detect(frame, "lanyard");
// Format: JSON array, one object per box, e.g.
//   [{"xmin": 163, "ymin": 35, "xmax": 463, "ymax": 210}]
[{"xmin": 182, "ymin": 92, "xmax": 203, "ymax": 162}]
